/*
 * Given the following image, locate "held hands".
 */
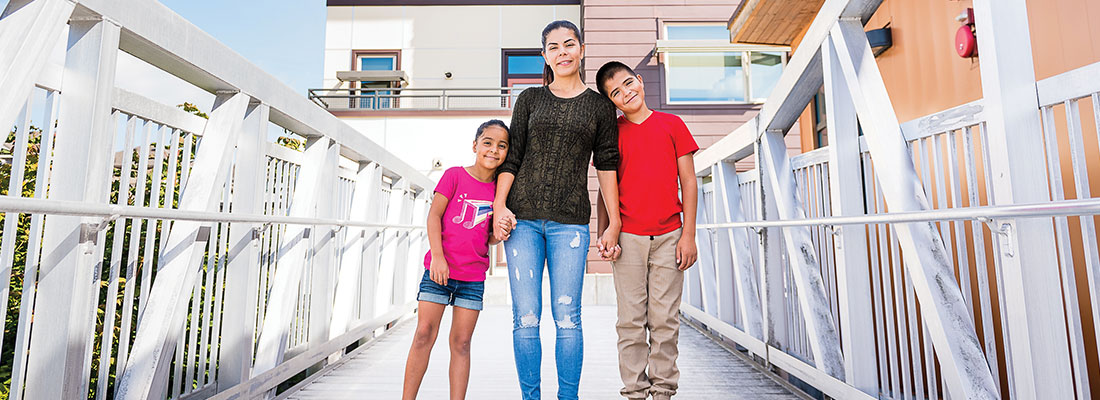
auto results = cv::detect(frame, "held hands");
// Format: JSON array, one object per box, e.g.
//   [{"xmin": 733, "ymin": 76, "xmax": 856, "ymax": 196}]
[
  {"xmin": 675, "ymin": 234, "xmax": 698, "ymax": 271},
  {"xmin": 598, "ymin": 223, "xmax": 621, "ymax": 261},
  {"xmin": 429, "ymin": 256, "xmax": 450, "ymax": 285},
  {"xmin": 493, "ymin": 205, "xmax": 517, "ymax": 242}
]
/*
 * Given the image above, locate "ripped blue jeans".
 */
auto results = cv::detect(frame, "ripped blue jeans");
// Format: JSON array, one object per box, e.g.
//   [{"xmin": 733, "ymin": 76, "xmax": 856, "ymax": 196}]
[{"xmin": 504, "ymin": 219, "xmax": 589, "ymax": 400}]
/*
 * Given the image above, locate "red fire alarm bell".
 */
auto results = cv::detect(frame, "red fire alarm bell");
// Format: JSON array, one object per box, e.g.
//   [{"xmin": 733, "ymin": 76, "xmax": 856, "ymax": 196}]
[{"xmin": 955, "ymin": 8, "xmax": 977, "ymax": 58}]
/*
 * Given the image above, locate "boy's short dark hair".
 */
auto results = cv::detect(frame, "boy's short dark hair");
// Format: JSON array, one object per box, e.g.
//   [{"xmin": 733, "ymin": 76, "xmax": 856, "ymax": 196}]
[
  {"xmin": 595, "ymin": 61, "xmax": 637, "ymax": 97},
  {"xmin": 475, "ymin": 119, "xmax": 509, "ymax": 140}
]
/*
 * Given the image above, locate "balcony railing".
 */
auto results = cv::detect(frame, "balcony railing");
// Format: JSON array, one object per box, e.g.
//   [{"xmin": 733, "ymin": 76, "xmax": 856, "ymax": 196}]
[{"xmin": 308, "ymin": 87, "xmax": 525, "ymax": 111}]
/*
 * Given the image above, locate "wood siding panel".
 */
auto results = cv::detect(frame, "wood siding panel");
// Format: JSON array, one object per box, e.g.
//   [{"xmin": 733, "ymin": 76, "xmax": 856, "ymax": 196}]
[{"xmin": 581, "ymin": 0, "xmax": 762, "ymax": 272}]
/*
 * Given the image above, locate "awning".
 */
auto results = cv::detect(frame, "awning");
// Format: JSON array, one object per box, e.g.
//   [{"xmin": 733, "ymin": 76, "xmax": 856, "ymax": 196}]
[
  {"xmin": 654, "ymin": 40, "xmax": 789, "ymax": 54},
  {"xmin": 336, "ymin": 70, "xmax": 409, "ymax": 83}
]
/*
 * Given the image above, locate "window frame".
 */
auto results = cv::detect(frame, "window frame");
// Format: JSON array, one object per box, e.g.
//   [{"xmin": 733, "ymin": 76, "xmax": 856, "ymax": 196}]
[
  {"xmin": 351, "ymin": 50, "xmax": 401, "ymax": 109},
  {"xmin": 501, "ymin": 48, "xmax": 544, "ymax": 87},
  {"xmin": 659, "ymin": 22, "xmax": 788, "ymax": 106}
]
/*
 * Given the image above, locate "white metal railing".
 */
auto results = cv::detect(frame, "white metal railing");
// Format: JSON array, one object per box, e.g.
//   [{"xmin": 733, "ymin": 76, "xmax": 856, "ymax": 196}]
[
  {"xmin": 308, "ymin": 87, "xmax": 525, "ymax": 111},
  {"xmin": 685, "ymin": 0, "xmax": 1100, "ymax": 399},
  {"xmin": 0, "ymin": 1, "xmax": 432, "ymax": 399}
]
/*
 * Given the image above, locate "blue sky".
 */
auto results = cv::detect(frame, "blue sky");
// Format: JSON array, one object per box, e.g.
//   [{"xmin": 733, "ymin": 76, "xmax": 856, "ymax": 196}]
[{"xmin": 158, "ymin": 0, "xmax": 327, "ymax": 96}]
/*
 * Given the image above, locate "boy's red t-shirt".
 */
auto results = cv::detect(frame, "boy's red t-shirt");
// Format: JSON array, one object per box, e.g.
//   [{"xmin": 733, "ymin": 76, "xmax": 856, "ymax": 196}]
[{"xmin": 616, "ymin": 111, "xmax": 699, "ymax": 236}]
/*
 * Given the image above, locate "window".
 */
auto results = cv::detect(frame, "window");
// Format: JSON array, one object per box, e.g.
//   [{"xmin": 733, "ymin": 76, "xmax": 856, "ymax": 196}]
[
  {"xmin": 660, "ymin": 23, "xmax": 788, "ymax": 105},
  {"xmin": 354, "ymin": 51, "xmax": 399, "ymax": 109},
  {"xmin": 502, "ymin": 49, "xmax": 543, "ymax": 89}
]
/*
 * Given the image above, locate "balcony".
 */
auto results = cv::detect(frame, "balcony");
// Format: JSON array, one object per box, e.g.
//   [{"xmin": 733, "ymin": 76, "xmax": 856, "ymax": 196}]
[{"xmin": 308, "ymin": 87, "xmax": 525, "ymax": 112}]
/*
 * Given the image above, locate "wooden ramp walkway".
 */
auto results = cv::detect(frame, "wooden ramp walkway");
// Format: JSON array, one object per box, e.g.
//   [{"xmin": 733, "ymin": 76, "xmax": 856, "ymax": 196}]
[{"xmin": 284, "ymin": 306, "xmax": 803, "ymax": 399}]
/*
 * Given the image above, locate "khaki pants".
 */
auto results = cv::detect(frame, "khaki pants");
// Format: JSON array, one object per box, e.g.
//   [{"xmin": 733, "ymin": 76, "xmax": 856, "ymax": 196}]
[{"xmin": 611, "ymin": 229, "xmax": 684, "ymax": 400}]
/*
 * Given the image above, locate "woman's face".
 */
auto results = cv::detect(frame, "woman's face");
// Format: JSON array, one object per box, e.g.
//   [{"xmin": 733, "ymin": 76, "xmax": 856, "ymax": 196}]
[{"xmin": 542, "ymin": 27, "xmax": 584, "ymax": 79}]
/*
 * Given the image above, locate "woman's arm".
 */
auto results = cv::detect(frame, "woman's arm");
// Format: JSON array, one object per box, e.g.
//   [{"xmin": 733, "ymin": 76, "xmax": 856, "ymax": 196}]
[
  {"xmin": 426, "ymin": 192, "xmax": 450, "ymax": 284},
  {"xmin": 592, "ymin": 97, "xmax": 622, "ymax": 258},
  {"xmin": 493, "ymin": 91, "xmax": 531, "ymax": 241}
]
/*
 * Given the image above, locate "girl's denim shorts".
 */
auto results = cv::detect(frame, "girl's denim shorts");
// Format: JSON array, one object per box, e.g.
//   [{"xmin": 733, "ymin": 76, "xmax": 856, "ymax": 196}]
[{"xmin": 417, "ymin": 269, "xmax": 485, "ymax": 311}]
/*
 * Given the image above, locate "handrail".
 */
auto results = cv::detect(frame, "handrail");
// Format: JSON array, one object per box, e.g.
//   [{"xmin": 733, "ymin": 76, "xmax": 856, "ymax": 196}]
[
  {"xmin": 696, "ymin": 196, "xmax": 1100, "ymax": 229},
  {"xmin": 0, "ymin": 195, "xmax": 425, "ymax": 230}
]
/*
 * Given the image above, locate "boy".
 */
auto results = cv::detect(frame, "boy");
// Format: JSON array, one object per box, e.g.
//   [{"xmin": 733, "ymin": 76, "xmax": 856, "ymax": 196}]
[{"xmin": 595, "ymin": 61, "xmax": 699, "ymax": 400}]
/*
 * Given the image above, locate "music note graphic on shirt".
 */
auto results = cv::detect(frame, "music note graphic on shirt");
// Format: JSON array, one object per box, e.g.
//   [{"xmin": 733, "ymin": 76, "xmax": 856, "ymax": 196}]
[{"xmin": 451, "ymin": 194, "xmax": 494, "ymax": 229}]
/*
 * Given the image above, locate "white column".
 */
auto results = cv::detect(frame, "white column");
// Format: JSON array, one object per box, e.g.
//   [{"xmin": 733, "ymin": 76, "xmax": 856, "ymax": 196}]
[
  {"xmin": 829, "ymin": 20, "xmax": 999, "ymax": 399},
  {"xmin": 24, "ymin": 16, "xmax": 119, "ymax": 400},
  {"xmin": 330, "ymin": 162, "xmax": 381, "ymax": 339},
  {"xmin": 253, "ymin": 137, "xmax": 339, "ymax": 377},
  {"xmin": 759, "ymin": 129, "xmax": 845, "ymax": 379},
  {"xmin": 357, "ymin": 164, "xmax": 385, "ymax": 323},
  {"xmin": 115, "ymin": 92, "xmax": 250, "ymax": 400},
  {"xmin": 0, "ymin": 0, "xmax": 74, "ymax": 135},
  {"xmin": 218, "ymin": 102, "xmax": 270, "ymax": 389},
  {"xmin": 970, "ymin": 1, "xmax": 1075, "ymax": 398},
  {"xmin": 307, "ymin": 138, "xmax": 340, "ymax": 351},
  {"xmin": 757, "ymin": 139, "xmax": 788, "ymax": 352},
  {"xmin": 822, "ymin": 36, "xmax": 878, "ymax": 395},
  {"xmin": 713, "ymin": 161, "xmax": 765, "ymax": 340}
]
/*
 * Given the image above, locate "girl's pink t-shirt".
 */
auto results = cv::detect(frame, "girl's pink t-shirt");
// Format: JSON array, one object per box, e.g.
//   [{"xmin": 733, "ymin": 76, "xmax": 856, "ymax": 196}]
[{"xmin": 423, "ymin": 166, "xmax": 495, "ymax": 282}]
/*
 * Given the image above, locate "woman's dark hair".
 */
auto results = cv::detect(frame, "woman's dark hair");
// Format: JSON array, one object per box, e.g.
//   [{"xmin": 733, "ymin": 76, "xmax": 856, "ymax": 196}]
[
  {"xmin": 540, "ymin": 20, "xmax": 583, "ymax": 86},
  {"xmin": 475, "ymin": 119, "xmax": 509, "ymax": 140}
]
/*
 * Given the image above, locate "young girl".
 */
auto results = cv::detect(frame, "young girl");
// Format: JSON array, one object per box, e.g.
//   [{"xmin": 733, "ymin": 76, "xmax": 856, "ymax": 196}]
[{"xmin": 402, "ymin": 120, "xmax": 510, "ymax": 400}]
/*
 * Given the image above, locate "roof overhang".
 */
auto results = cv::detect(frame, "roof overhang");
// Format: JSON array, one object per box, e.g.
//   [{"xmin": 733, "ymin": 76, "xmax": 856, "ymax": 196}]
[
  {"xmin": 336, "ymin": 70, "xmax": 409, "ymax": 83},
  {"xmin": 727, "ymin": 0, "xmax": 824, "ymax": 46}
]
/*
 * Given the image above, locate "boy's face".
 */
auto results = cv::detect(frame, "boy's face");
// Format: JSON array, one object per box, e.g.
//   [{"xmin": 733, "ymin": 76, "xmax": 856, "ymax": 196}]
[
  {"xmin": 604, "ymin": 69, "xmax": 645, "ymax": 114},
  {"xmin": 473, "ymin": 126, "xmax": 508, "ymax": 170}
]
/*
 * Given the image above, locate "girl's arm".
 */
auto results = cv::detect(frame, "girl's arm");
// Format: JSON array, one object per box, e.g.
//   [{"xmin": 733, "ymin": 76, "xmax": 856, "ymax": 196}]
[
  {"xmin": 426, "ymin": 192, "xmax": 450, "ymax": 284},
  {"xmin": 676, "ymin": 154, "xmax": 698, "ymax": 270}
]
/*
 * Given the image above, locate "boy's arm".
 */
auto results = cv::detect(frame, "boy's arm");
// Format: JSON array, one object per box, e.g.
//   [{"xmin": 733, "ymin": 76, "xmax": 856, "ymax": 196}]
[
  {"xmin": 676, "ymin": 154, "xmax": 698, "ymax": 270},
  {"xmin": 596, "ymin": 188, "xmax": 609, "ymax": 236}
]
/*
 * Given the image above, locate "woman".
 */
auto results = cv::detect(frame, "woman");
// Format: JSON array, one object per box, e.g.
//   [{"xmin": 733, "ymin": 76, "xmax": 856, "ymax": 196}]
[{"xmin": 492, "ymin": 20, "xmax": 622, "ymax": 400}]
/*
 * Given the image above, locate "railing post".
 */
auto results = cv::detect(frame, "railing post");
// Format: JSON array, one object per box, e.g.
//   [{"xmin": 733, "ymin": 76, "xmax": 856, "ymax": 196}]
[
  {"xmin": 359, "ymin": 163, "xmax": 385, "ymax": 323},
  {"xmin": 695, "ymin": 181, "xmax": 719, "ymax": 316},
  {"xmin": 708, "ymin": 163, "xmax": 737, "ymax": 324},
  {"xmin": 307, "ymin": 137, "xmax": 341, "ymax": 362},
  {"xmin": 218, "ymin": 102, "xmax": 270, "ymax": 390},
  {"xmin": 829, "ymin": 20, "xmax": 1000, "ymax": 399},
  {"xmin": 683, "ymin": 178, "xmax": 706, "ymax": 309},
  {"xmin": 0, "ymin": 0, "xmax": 74, "ymax": 136},
  {"xmin": 253, "ymin": 136, "xmax": 339, "ymax": 379},
  {"xmin": 391, "ymin": 183, "xmax": 418, "ymax": 306},
  {"xmin": 757, "ymin": 137, "xmax": 788, "ymax": 354},
  {"xmin": 115, "ymin": 92, "xmax": 250, "ymax": 400},
  {"xmin": 759, "ymin": 128, "xmax": 845, "ymax": 379},
  {"xmin": 24, "ymin": 15, "xmax": 119, "ymax": 399},
  {"xmin": 377, "ymin": 178, "xmax": 409, "ymax": 313},
  {"xmin": 713, "ymin": 161, "xmax": 765, "ymax": 339},
  {"xmin": 402, "ymin": 190, "xmax": 430, "ymax": 304},
  {"xmin": 970, "ymin": 1, "xmax": 1077, "ymax": 398},
  {"xmin": 330, "ymin": 161, "xmax": 382, "ymax": 343},
  {"xmin": 821, "ymin": 35, "xmax": 877, "ymax": 395}
]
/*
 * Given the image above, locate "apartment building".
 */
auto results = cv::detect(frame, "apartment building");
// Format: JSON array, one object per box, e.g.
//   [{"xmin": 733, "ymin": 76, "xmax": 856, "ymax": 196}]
[{"xmin": 319, "ymin": 0, "xmax": 795, "ymax": 273}]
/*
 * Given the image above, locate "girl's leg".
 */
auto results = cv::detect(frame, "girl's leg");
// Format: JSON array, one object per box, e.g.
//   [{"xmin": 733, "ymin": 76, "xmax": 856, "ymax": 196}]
[
  {"xmin": 505, "ymin": 219, "xmax": 547, "ymax": 400},
  {"xmin": 448, "ymin": 306, "xmax": 481, "ymax": 400},
  {"xmin": 402, "ymin": 301, "xmax": 447, "ymax": 400},
  {"xmin": 546, "ymin": 222, "xmax": 589, "ymax": 400}
]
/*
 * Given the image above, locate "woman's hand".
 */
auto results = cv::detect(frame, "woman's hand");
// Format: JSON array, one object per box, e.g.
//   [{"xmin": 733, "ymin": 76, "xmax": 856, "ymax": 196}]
[
  {"xmin": 676, "ymin": 233, "xmax": 698, "ymax": 270},
  {"xmin": 598, "ymin": 222, "xmax": 621, "ymax": 261},
  {"xmin": 430, "ymin": 256, "xmax": 450, "ymax": 285},
  {"xmin": 493, "ymin": 204, "xmax": 516, "ymax": 242}
]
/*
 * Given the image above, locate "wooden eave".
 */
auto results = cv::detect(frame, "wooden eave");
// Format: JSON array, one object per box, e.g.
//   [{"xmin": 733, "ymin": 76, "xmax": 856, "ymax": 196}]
[{"xmin": 727, "ymin": 0, "xmax": 824, "ymax": 46}]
